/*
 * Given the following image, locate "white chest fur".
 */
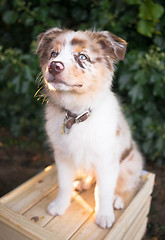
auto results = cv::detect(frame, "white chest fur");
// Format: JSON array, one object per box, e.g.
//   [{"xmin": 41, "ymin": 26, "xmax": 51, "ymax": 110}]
[{"xmin": 45, "ymin": 92, "xmax": 131, "ymax": 170}]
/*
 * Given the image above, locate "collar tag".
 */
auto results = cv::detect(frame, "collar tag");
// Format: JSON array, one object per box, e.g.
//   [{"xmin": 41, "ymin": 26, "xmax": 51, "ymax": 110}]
[{"xmin": 61, "ymin": 123, "xmax": 70, "ymax": 135}]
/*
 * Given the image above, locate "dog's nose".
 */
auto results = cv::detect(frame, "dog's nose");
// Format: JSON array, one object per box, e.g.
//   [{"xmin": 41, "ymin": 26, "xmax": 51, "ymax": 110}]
[{"xmin": 48, "ymin": 61, "xmax": 65, "ymax": 76}]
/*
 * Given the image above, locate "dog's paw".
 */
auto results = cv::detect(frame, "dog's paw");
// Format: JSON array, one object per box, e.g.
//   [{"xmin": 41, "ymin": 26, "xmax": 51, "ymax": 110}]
[
  {"xmin": 113, "ymin": 195, "xmax": 124, "ymax": 210},
  {"xmin": 95, "ymin": 211, "xmax": 115, "ymax": 229},
  {"xmin": 47, "ymin": 198, "xmax": 69, "ymax": 216}
]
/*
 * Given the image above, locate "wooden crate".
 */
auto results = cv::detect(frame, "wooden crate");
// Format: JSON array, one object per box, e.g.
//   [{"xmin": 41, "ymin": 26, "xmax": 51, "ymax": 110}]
[{"xmin": 0, "ymin": 165, "xmax": 155, "ymax": 240}]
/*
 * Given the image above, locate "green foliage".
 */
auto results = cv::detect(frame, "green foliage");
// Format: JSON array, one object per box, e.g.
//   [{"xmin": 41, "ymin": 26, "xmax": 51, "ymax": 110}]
[
  {"xmin": 118, "ymin": 47, "xmax": 165, "ymax": 164},
  {"xmin": 0, "ymin": 44, "xmax": 42, "ymax": 137},
  {"xmin": 0, "ymin": 0, "xmax": 165, "ymax": 164},
  {"xmin": 127, "ymin": 0, "xmax": 164, "ymax": 37}
]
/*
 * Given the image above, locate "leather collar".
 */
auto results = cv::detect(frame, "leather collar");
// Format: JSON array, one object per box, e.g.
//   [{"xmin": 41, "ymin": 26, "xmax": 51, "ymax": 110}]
[{"xmin": 62, "ymin": 108, "xmax": 92, "ymax": 134}]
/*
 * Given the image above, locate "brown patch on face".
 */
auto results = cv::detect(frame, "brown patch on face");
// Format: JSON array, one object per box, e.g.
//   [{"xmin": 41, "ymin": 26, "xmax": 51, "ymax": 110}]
[
  {"xmin": 71, "ymin": 38, "xmax": 87, "ymax": 49},
  {"xmin": 89, "ymin": 42, "xmax": 102, "ymax": 55},
  {"xmin": 74, "ymin": 55, "xmax": 85, "ymax": 69},
  {"xmin": 116, "ymin": 126, "xmax": 121, "ymax": 136},
  {"xmin": 36, "ymin": 29, "xmax": 63, "ymax": 66},
  {"xmin": 70, "ymin": 63, "xmax": 84, "ymax": 77},
  {"xmin": 86, "ymin": 33, "xmax": 117, "ymax": 71},
  {"xmin": 90, "ymin": 33, "xmax": 116, "ymax": 59},
  {"xmin": 53, "ymin": 40, "xmax": 62, "ymax": 52},
  {"xmin": 36, "ymin": 29, "xmax": 61, "ymax": 54},
  {"xmin": 96, "ymin": 57, "xmax": 102, "ymax": 62},
  {"xmin": 74, "ymin": 45, "xmax": 84, "ymax": 54},
  {"xmin": 88, "ymin": 31, "xmax": 127, "ymax": 62},
  {"xmin": 67, "ymin": 64, "xmax": 106, "ymax": 95},
  {"xmin": 120, "ymin": 144, "xmax": 133, "ymax": 163}
]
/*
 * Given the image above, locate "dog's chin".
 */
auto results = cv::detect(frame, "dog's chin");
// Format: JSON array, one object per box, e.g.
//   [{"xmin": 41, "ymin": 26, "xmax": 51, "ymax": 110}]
[
  {"xmin": 45, "ymin": 78, "xmax": 83, "ymax": 92},
  {"xmin": 47, "ymin": 81, "xmax": 71, "ymax": 91}
]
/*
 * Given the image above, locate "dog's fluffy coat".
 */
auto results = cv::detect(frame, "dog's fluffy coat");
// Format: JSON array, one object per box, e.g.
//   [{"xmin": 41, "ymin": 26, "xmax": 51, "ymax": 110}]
[{"xmin": 36, "ymin": 28, "xmax": 143, "ymax": 229}]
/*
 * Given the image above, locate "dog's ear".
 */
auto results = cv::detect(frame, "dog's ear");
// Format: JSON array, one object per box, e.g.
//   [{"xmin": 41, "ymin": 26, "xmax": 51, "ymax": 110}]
[
  {"xmin": 36, "ymin": 28, "xmax": 62, "ymax": 55},
  {"xmin": 98, "ymin": 31, "xmax": 127, "ymax": 61},
  {"xmin": 36, "ymin": 33, "xmax": 45, "ymax": 54}
]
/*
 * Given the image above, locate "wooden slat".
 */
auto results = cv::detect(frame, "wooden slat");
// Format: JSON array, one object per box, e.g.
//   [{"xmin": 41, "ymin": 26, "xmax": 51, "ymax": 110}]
[
  {"xmin": 23, "ymin": 188, "xmax": 59, "ymax": 227},
  {"xmin": 0, "ymin": 221, "xmax": 31, "ymax": 240},
  {"xmin": 0, "ymin": 165, "xmax": 58, "ymax": 214},
  {"xmin": 0, "ymin": 203, "xmax": 55, "ymax": 240},
  {"xmin": 23, "ymin": 188, "xmax": 78, "ymax": 227},
  {"xmin": 70, "ymin": 213, "xmax": 109, "ymax": 240},
  {"xmin": 104, "ymin": 173, "xmax": 155, "ymax": 240},
  {"xmin": 44, "ymin": 185, "xmax": 95, "ymax": 240},
  {"xmin": 68, "ymin": 186, "xmax": 141, "ymax": 240},
  {"xmin": 70, "ymin": 173, "xmax": 155, "ymax": 240},
  {"xmin": 0, "ymin": 169, "xmax": 155, "ymax": 240},
  {"xmin": 122, "ymin": 197, "xmax": 151, "ymax": 240},
  {"xmin": 133, "ymin": 218, "xmax": 148, "ymax": 240}
]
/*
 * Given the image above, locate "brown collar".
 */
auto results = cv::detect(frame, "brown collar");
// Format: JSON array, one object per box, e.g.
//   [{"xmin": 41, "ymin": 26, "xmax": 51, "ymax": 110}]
[{"xmin": 62, "ymin": 108, "xmax": 92, "ymax": 134}]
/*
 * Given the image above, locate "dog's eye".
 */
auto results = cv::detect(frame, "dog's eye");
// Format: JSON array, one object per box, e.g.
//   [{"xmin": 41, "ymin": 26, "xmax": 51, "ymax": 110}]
[
  {"xmin": 51, "ymin": 50, "xmax": 58, "ymax": 58},
  {"xmin": 78, "ymin": 54, "xmax": 87, "ymax": 60}
]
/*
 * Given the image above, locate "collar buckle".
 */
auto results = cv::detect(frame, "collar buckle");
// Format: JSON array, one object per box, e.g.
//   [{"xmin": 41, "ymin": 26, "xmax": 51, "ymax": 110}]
[
  {"xmin": 75, "ymin": 109, "xmax": 91, "ymax": 124},
  {"xmin": 62, "ymin": 108, "xmax": 92, "ymax": 135}
]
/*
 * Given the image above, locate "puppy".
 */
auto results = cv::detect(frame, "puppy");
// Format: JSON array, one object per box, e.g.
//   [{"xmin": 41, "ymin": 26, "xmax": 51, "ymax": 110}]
[{"xmin": 36, "ymin": 28, "xmax": 143, "ymax": 229}]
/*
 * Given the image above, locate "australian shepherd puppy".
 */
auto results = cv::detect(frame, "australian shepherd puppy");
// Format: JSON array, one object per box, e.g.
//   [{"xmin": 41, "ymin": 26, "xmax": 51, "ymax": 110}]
[{"xmin": 36, "ymin": 28, "xmax": 143, "ymax": 229}]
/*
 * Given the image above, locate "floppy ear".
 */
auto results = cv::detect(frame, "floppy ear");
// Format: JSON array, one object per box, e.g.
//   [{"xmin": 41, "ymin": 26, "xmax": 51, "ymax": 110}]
[
  {"xmin": 36, "ymin": 27, "xmax": 62, "ymax": 54},
  {"xmin": 36, "ymin": 33, "xmax": 45, "ymax": 54},
  {"xmin": 98, "ymin": 31, "xmax": 127, "ymax": 61}
]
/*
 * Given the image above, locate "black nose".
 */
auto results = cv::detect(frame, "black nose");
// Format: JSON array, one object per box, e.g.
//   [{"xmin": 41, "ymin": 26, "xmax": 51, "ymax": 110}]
[{"xmin": 48, "ymin": 61, "xmax": 65, "ymax": 76}]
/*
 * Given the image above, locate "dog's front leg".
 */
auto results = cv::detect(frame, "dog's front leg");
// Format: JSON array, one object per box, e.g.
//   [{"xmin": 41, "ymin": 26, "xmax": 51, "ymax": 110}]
[
  {"xmin": 47, "ymin": 154, "xmax": 75, "ymax": 216},
  {"xmin": 95, "ymin": 161, "xmax": 119, "ymax": 229}
]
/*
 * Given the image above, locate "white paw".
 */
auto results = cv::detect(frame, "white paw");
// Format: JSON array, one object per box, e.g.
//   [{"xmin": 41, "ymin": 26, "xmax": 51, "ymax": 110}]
[
  {"xmin": 113, "ymin": 195, "xmax": 124, "ymax": 210},
  {"xmin": 95, "ymin": 212, "xmax": 115, "ymax": 229},
  {"xmin": 47, "ymin": 198, "xmax": 69, "ymax": 216}
]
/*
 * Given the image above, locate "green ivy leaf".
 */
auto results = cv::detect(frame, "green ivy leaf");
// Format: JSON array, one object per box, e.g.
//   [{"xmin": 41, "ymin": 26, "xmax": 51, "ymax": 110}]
[
  {"xmin": 139, "ymin": 0, "xmax": 164, "ymax": 21},
  {"xmin": 156, "ymin": 138, "xmax": 164, "ymax": 152},
  {"xmin": 137, "ymin": 19, "xmax": 154, "ymax": 37},
  {"xmin": 139, "ymin": 0, "xmax": 153, "ymax": 20},
  {"xmin": 24, "ymin": 65, "xmax": 33, "ymax": 82},
  {"xmin": 138, "ymin": 0, "xmax": 164, "ymax": 37},
  {"xmin": 142, "ymin": 140, "xmax": 152, "ymax": 154},
  {"xmin": 134, "ymin": 70, "xmax": 147, "ymax": 85},
  {"xmin": 3, "ymin": 10, "xmax": 18, "ymax": 24},
  {"xmin": 118, "ymin": 73, "xmax": 132, "ymax": 90},
  {"xmin": 129, "ymin": 84, "xmax": 143, "ymax": 103},
  {"xmin": 11, "ymin": 75, "xmax": 21, "ymax": 94},
  {"xmin": 152, "ymin": 3, "xmax": 164, "ymax": 21}
]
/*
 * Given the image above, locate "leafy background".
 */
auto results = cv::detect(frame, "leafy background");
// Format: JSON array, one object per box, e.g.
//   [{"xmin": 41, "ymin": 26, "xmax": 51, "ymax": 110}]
[{"xmin": 0, "ymin": 0, "xmax": 165, "ymax": 165}]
